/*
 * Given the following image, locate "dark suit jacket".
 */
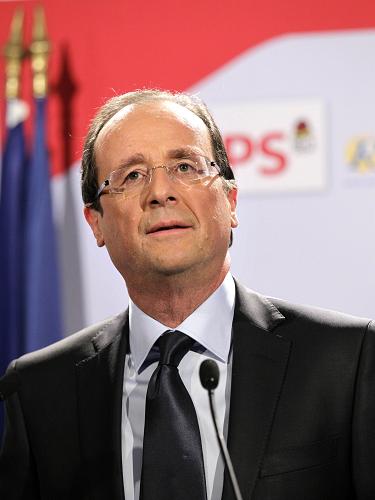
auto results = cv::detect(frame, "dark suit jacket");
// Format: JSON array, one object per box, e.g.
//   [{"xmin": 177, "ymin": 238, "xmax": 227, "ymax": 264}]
[{"xmin": 0, "ymin": 281, "xmax": 374, "ymax": 499}]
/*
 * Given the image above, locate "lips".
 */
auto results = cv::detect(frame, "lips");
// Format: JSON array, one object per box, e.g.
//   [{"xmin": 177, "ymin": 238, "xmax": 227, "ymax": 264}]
[{"xmin": 146, "ymin": 220, "xmax": 192, "ymax": 235}]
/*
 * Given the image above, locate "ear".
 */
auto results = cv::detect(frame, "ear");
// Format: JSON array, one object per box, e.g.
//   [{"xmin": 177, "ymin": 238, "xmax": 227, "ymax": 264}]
[
  {"xmin": 227, "ymin": 187, "xmax": 239, "ymax": 228},
  {"xmin": 84, "ymin": 206, "xmax": 105, "ymax": 247}
]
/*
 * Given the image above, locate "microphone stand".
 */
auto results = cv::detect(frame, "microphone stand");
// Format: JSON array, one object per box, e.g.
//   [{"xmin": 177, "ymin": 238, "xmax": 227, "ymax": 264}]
[{"xmin": 207, "ymin": 388, "xmax": 244, "ymax": 500}]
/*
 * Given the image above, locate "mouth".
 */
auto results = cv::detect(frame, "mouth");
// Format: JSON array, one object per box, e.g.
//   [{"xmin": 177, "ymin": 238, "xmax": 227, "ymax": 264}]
[{"xmin": 146, "ymin": 221, "xmax": 192, "ymax": 236}]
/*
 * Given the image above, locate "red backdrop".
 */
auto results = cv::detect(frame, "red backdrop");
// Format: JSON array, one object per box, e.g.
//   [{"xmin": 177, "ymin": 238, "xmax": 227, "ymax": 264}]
[{"xmin": 1, "ymin": 0, "xmax": 375, "ymax": 175}]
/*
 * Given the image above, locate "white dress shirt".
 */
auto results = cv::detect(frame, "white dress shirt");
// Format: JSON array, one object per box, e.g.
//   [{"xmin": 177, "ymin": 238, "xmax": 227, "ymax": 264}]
[{"xmin": 121, "ymin": 273, "xmax": 236, "ymax": 500}]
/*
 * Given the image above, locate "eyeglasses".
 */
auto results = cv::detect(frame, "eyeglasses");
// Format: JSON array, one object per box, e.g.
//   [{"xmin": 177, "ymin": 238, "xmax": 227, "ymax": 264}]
[{"xmin": 86, "ymin": 154, "xmax": 221, "ymax": 206}]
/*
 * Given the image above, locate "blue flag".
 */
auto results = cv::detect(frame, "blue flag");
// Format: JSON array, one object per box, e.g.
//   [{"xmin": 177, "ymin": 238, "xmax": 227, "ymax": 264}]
[
  {"xmin": 0, "ymin": 102, "xmax": 28, "ymax": 373},
  {"xmin": 0, "ymin": 99, "xmax": 28, "ymax": 441},
  {"xmin": 0, "ymin": 98, "xmax": 63, "ymax": 441},
  {"xmin": 24, "ymin": 97, "xmax": 62, "ymax": 352}
]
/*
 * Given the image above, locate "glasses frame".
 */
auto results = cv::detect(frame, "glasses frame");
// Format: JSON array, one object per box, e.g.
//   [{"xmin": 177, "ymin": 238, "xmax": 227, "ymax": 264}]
[{"xmin": 86, "ymin": 156, "xmax": 222, "ymax": 207}]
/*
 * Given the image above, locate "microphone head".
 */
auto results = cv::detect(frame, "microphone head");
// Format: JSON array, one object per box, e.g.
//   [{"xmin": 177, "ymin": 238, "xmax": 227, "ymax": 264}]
[{"xmin": 199, "ymin": 359, "xmax": 220, "ymax": 391}]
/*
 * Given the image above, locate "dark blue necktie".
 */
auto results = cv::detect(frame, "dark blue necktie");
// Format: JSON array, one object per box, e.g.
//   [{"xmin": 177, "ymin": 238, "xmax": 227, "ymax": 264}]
[{"xmin": 140, "ymin": 331, "xmax": 207, "ymax": 500}]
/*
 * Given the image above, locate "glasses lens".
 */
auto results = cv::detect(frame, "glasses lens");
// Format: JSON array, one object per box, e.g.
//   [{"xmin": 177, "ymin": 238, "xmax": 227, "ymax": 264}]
[
  {"xmin": 110, "ymin": 165, "xmax": 148, "ymax": 195},
  {"xmin": 171, "ymin": 155, "xmax": 217, "ymax": 185}
]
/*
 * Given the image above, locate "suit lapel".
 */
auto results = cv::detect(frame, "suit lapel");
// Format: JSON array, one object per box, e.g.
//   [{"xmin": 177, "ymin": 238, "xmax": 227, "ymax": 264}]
[
  {"xmin": 222, "ymin": 282, "xmax": 292, "ymax": 500},
  {"xmin": 76, "ymin": 311, "xmax": 128, "ymax": 500}
]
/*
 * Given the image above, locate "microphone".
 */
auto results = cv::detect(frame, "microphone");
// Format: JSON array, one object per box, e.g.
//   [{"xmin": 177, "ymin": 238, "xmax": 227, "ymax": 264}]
[{"xmin": 199, "ymin": 360, "xmax": 244, "ymax": 500}]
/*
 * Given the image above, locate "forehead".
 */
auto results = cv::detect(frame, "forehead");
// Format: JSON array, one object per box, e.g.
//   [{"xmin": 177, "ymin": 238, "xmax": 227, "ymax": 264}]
[{"xmin": 94, "ymin": 100, "xmax": 212, "ymax": 173}]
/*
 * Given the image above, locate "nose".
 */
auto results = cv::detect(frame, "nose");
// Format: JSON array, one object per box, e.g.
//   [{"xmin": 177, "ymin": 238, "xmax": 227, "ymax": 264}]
[{"xmin": 141, "ymin": 165, "xmax": 177, "ymax": 208}]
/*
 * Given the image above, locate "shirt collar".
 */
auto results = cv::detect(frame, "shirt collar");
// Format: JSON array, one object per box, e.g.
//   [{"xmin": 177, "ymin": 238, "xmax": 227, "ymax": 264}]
[{"xmin": 129, "ymin": 273, "xmax": 236, "ymax": 372}]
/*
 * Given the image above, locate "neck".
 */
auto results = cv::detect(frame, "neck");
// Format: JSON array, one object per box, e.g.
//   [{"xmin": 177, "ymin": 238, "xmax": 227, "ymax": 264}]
[{"xmin": 126, "ymin": 259, "xmax": 230, "ymax": 328}]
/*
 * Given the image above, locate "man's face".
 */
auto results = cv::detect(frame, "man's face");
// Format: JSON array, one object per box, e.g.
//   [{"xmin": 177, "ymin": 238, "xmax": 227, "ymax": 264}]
[{"xmin": 85, "ymin": 100, "xmax": 238, "ymax": 286}]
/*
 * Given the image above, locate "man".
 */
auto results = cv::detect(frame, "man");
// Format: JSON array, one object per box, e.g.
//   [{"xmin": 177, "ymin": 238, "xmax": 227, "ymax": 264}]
[{"xmin": 0, "ymin": 89, "xmax": 374, "ymax": 500}]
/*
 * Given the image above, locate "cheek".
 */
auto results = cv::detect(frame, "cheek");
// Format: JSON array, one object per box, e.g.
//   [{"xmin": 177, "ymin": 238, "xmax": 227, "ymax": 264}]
[
  {"xmin": 211, "ymin": 188, "xmax": 232, "ymax": 220},
  {"xmin": 200, "ymin": 191, "xmax": 232, "ymax": 237},
  {"xmin": 101, "ymin": 205, "xmax": 139, "ymax": 247}
]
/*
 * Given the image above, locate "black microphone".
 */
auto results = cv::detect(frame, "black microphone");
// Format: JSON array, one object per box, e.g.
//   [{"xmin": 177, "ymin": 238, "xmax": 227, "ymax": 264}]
[{"xmin": 199, "ymin": 360, "xmax": 244, "ymax": 500}]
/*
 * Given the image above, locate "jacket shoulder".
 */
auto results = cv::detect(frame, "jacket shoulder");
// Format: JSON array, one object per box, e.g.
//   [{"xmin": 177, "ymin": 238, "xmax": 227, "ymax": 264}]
[
  {"xmin": 270, "ymin": 295, "xmax": 372, "ymax": 330},
  {"xmin": 234, "ymin": 278, "xmax": 372, "ymax": 336},
  {"xmin": 0, "ymin": 311, "xmax": 128, "ymax": 400}
]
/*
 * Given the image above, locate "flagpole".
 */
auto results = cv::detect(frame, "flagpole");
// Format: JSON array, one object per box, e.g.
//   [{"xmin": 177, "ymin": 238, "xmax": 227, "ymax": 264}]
[
  {"xmin": 3, "ymin": 8, "xmax": 25, "ymax": 100},
  {"xmin": 29, "ymin": 5, "xmax": 50, "ymax": 99}
]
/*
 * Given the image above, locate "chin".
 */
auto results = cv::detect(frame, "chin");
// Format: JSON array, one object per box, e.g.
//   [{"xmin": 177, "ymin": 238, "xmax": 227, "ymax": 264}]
[
  {"xmin": 152, "ymin": 263, "xmax": 194, "ymax": 277},
  {"xmin": 149, "ymin": 256, "xmax": 204, "ymax": 278}
]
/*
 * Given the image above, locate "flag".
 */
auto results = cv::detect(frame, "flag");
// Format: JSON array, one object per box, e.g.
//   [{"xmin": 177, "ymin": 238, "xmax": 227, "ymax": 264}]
[
  {"xmin": 0, "ymin": 97, "xmax": 63, "ymax": 441},
  {"xmin": 23, "ymin": 97, "xmax": 62, "ymax": 352},
  {"xmin": 0, "ymin": 99, "xmax": 28, "ymax": 441}
]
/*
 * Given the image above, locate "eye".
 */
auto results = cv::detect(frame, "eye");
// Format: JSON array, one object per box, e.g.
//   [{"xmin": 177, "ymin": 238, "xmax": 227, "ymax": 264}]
[
  {"xmin": 175, "ymin": 161, "xmax": 198, "ymax": 174},
  {"xmin": 111, "ymin": 166, "xmax": 147, "ymax": 189},
  {"xmin": 125, "ymin": 170, "xmax": 142, "ymax": 182},
  {"xmin": 122, "ymin": 167, "xmax": 147, "ymax": 184}
]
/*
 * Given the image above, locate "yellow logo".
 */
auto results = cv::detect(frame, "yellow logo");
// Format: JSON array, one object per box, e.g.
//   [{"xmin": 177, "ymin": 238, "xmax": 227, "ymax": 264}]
[{"xmin": 345, "ymin": 136, "xmax": 375, "ymax": 173}]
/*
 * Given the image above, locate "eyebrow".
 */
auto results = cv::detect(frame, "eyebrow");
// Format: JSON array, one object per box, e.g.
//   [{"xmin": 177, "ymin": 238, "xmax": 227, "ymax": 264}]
[{"xmin": 116, "ymin": 153, "xmax": 147, "ymax": 170}]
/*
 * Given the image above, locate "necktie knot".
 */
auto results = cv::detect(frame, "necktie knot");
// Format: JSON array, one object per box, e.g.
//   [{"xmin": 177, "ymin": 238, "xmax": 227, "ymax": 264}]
[{"xmin": 157, "ymin": 331, "xmax": 194, "ymax": 367}]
